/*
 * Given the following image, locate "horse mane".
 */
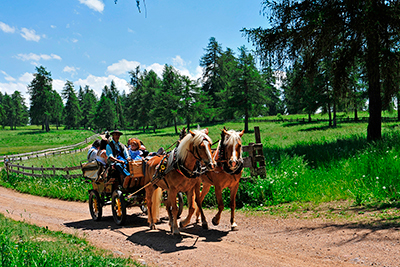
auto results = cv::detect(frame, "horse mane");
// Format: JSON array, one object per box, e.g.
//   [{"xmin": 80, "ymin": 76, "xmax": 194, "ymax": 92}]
[
  {"xmin": 223, "ymin": 130, "xmax": 242, "ymax": 147},
  {"xmin": 174, "ymin": 129, "xmax": 211, "ymax": 162}
]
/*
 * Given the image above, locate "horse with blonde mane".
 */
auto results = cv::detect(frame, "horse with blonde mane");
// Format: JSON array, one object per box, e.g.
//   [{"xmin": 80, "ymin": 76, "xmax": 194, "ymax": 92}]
[
  {"xmin": 194, "ymin": 128, "xmax": 244, "ymax": 231},
  {"xmin": 144, "ymin": 128, "xmax": 215, "ymax": 235}
]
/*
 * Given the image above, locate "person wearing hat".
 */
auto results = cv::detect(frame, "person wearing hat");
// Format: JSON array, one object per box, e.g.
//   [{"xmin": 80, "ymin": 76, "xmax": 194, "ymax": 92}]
[{"xmin": 106, "ymin": 130, "xmax": 131, "ymax": 184}]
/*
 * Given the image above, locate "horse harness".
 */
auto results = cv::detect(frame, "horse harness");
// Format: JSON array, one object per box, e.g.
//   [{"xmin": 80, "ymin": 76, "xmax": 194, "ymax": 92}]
[{"xmin": 216, "ymin": 131, "xmax": 243, "ymax": 176}]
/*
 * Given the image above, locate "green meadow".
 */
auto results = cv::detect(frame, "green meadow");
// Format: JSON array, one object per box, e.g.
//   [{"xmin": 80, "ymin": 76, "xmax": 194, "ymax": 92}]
[
  {"xmin": 0, "ymin": 125, "xmax": 96, "ymax": 156},
  {"xmin": 1, "ymin": 113, "xmax": 400, "ymax": 209}
]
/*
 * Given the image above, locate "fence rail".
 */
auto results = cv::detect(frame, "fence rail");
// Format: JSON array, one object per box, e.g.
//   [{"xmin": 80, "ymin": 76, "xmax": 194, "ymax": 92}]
[
  {"xmin": 0, "ymin": 134, "xmax": 100, "ymax": 162},
  {"xmin": 5, "ymin": 161, "xmax": 82, "ymax": 179},
  {"xmin": 3, "ymin": 128, "xmax": 267, "ymax": 180}
]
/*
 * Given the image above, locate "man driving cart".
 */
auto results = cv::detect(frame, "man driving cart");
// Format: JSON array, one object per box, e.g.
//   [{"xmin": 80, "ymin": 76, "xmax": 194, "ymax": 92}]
[{"xmin": 106, "ymin": 130, "xmax": 131, "ymax": 188}]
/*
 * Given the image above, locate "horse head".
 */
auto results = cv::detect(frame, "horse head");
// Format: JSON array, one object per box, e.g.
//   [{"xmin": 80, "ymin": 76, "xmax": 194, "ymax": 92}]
[
  {"xmin": 188, "ymin": 128, "xmax": 216, "ymax": 170},
  {"xmin": 221, "ymin": 128, "xmax": 244, "ymax": 170}
]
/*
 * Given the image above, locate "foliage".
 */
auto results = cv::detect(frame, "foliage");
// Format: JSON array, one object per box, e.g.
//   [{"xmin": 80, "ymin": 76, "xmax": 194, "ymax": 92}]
[
  {"xmin": 62, "ymin": 80, "xmax": 81, "ymax": 130},
  {"xmin": 27, "ymin": 66, "xmax": 54, "ymax": 132},
  {"xmin": 244, "ymin": 0, "xmax": 400, "ymax": 141},
  {"xmin": 0, "ymin": 213, "xmax": 140, "ymax": 266}
]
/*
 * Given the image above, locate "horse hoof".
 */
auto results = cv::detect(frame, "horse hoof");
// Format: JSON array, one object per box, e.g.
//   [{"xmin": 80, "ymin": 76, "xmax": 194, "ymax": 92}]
[
  {"xmin": 202, "ymin": 222, "xmax": 208, "ymax": 230},
  {"xmin": 150, "ymin": 224, "xmax": 156, "ymax": 230},
  {"xmin": 195, "ymin": 218, "xmax": 200, "ymax": 224},
  {"xmin": 212, "ymin": 217, "xmax": 219, "ymax": 226},
  {"xmin": 179, "ymin": 221, "xmax": 185, "ymax": 228},
  {"xmin": 173, "ymin": 229, "xmax": 180, "ymax": 235},
  {"xmin": 231, "ymin": 222, "xmax": 238, "ymax": 231}
]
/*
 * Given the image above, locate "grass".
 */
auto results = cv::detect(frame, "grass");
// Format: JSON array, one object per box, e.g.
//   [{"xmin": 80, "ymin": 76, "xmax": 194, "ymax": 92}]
[
  {"xmin": 0, "ymin": 125, "xmax": 96, "ymax": 156},
  {"xmin": 0, "ymin": 213, "xmax": 141, "ymax": 266},
  {"xmin": 1, "ymin": 119, "xmax": 400, "ymax": 210}
]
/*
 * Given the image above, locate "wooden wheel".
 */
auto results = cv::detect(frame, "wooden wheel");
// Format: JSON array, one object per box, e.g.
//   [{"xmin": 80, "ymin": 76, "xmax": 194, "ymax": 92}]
[
  {"xmin": 112, "ymin": 190, "xmax": 127, "ymax": 225},
  {"xmin": 89, "ymin": 190, "xmax": 102, "ymax": 221}
]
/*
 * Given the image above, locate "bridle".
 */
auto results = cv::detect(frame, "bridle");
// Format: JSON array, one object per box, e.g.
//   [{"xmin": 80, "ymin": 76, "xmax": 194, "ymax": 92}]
[{"xmin": 216, "ymin": 132, "xmax": 243, "ymax": 175}]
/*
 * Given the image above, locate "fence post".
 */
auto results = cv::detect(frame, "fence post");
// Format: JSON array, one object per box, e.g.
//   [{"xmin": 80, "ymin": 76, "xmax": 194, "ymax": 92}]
[
  {"xmin": 41, "ymin": 165, "xmax": 44, "ymax": 176},
  {"xmin": 5, "ymin": 156, "xmax": 9, "ymax": 180},
  {"xmin": 53, "ymin": 165, "xmax": 56, "ymax": 176},
  {"xmin": 32, "ymin": 165, "xmax": 34, "ymax": 175}
]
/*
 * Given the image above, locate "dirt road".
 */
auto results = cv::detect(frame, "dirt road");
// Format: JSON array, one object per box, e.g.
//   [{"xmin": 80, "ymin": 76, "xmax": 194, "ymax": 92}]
[{"xmin": 0, "ymin": 186, "xmax": 399, "ymax": 267}]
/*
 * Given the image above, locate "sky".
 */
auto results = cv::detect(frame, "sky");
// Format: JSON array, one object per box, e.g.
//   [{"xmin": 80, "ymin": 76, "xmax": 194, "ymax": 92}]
[{"xmin": 0, "ymin": 0, "xmax": 269, "ymax": 105}]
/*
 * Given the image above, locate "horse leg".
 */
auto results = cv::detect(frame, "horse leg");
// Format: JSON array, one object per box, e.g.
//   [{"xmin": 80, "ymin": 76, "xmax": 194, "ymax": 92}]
[
  {"xmin": 195, "ymin": 182, "xmax": 211, "ymax": 223},
  {"xmin": 151, "ymin": 187, "xmax": 162, "ymax": 224},
  {"xmin": 145, "ymin": 187, "xmax": 156, "ymax": 230},
  {"xmin": 194, "ymin": 181, "xmax": 208, "ymax": 229},
  {"xmin": 167, "ymin": 189, "xmax": 180, "ymax": 235},
  {"xmin": 212, "ymin": 186, "xmax": 224, "ymax": 226},
  {"xmin": 180, "ymin": 188, "xmax": 195, "ymax": 228},
  {"xmin": 230, "ymin": 183, "xmax": 239, "ymax": 231}
]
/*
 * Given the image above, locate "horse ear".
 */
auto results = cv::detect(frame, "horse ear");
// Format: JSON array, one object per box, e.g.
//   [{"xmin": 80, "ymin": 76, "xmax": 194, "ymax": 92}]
[
  {"xmin": 222, "ymin": 128, "xmax": 228, "ymax": 135},
  {"xmin": 239, "ymin": 130, "xmax": 245, "ymax": 137},
  {"xmin": 189, "ymin": 130, "xmax": 196, "ymax": 137},
  {"xmin": 204, "ymin": 128, "xmax": 209, "ymax": 135}
]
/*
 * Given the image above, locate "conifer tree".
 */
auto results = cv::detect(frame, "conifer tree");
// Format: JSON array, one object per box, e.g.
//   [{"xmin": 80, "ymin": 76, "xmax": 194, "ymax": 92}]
[{"xmin": 62, "ymin": 80, "xmax": 81, "ymax": 129}]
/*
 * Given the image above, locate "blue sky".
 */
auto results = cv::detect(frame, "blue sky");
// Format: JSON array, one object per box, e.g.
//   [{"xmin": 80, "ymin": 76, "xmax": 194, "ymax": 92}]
[{"xmin": 0, "ymin": 0, "xmax": 268, "ymax": 105}]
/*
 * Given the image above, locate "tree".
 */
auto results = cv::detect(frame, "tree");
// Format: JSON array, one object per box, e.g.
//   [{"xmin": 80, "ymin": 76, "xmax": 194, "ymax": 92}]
[
  {"xmin": 200, "ymin": 37, "xmax": 224, "ymax": 120},
  {"xmin": 62, "ymin": 80, "xmax": 81, "ymax": 129},
  {"xmin": 244, "ymin": 0, "xmax": 400, "ymax": 141},
  {"xmin": 80, "ymin": 85, "xmax": 98, "ymax": 129},
  {"xmin": 11, "ymin": 91, "xmax": 29, "ymax": 129},
  {"xmin": 28, "ymin": 66, "xmax": 53, "ymax": 132},
  {"xmin": 229, "ymin": 46, "xmax": 269, "ymax": 132},
  {"xmin": 50, "ymin": 90, "xmax": 64, "ymax": 130},
  {"xmin": 95, "ymin": 95, "xmax": 116, "ymax": 132}
]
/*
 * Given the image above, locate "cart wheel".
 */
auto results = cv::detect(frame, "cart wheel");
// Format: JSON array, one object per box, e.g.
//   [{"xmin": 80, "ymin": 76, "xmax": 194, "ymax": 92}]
[
  {"xmin": 112, "ymin": 190, "xmax": 127, "ymax": 226},
  {"xmin": 177, "ymin": 192, "xmax": 184, "ymax": 219},
  {"xmin": 89, "ymin": 190, "xmax": 102, "ymax": 221}
]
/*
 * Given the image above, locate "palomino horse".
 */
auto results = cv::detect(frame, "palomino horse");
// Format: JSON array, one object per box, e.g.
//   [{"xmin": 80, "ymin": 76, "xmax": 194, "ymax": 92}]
[
  {"xmin": 144, "ymin": 128, "xmax": 215, "ymax": 235},
  {"xmin": 195, "ymin": 128, "xmax": 244, "ymax": 231}
]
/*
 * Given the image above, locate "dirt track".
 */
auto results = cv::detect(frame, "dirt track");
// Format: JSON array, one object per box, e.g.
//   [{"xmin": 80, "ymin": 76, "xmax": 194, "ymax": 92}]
[{"xmin": 0, "ymin": 186, "xmax": 399, "ymax": 267}]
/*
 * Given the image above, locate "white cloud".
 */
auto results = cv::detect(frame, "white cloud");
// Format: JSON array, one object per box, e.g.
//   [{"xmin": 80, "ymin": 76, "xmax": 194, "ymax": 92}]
[
  {"xmin": 1, "ymin": 71, "xmax": 16, "ymax": 82},
  {"xmin": 79, "ymin": 0, "xmax": 105, "ymax": 13},
  {"xmin": 170, "ymin": 56, "xmax": 202, "ymax": 81},
  {"xmin": 20, "ymin": 28, "xmax": 41, "ymax": 42},
  {"xmin": 53, "ymin": 79, "xmax": 66, "ymax": 94},
  {"xmin": 19, "ymin": 72, "xmax": 34, "ymax": 83},
  {"xmin": 74, "ymin": 74, "xmax": 130, "ymax": 97},
  {"xmin": 51, "ymin": 25, "xmax": 56, "ymax": 29},
  {"xmin": 0, "ymin": 82, "xmax": 30, "ymax": 106},
  {"xmin": 107, "ymin": 59, "xmax": 141, "ymax": 76},
  {"xmin": 172, "ymin": 55, "xmax": 186, "ymax": 68},
  {"xmin": 0, "ymin": 21, "xmax": 15, "ymax": 33},
  {"xmin": 15, "ymin": 53, "xmax": 62, "ymax": 62},
  {"xmin": 146, "ymin": 63, "xmax": 164, "ymax": 78},
  {"xmin": 71, "ymin": 38, "xmax": 78, "ymax": 43},
  {"xmin": 63, "ymin": 66, "xmax": 79, "ymax": 74}
]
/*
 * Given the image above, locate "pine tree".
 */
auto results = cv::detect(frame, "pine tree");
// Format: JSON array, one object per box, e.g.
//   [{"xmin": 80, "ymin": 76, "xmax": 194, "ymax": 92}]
[
  {"xmin": 28, "ymin": 66, "xmax": 53, "ymax": 132},
  {"xmin": 62, "ymin": 80, "xmax": 81, "ymax": 129},
  {"xmin": 80, "ymin": 85, "xmax": 98, "ymax": 129}
]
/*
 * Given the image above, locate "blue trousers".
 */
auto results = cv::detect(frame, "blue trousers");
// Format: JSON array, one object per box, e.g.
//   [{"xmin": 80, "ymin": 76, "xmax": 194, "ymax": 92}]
[{"xmin": 114, "ymin": 162, "xmax": 130, "ymax": 177}]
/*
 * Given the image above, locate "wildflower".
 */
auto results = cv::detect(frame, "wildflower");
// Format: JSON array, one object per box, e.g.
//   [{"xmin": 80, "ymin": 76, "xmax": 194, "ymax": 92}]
[
  {"xmin": 260, "ymin": 204, "xmax": 263, "ymax": 206},
  {"xmin": 383, "ymin": 186, "xmax": 386, "ymax": 190},
  {"xmin": 294, "ymin": 182, "xmax": 298, "ymax": 185},
  {"xmin": 260, "ymin": 186, "xmax": 263, "ymax": 189},
  {"xmin": 376, "ymin": 177, "xmax": 379, "ymax": 180}
]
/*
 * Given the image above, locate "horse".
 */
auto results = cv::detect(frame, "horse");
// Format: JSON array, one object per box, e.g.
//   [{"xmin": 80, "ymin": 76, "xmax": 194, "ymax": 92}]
[
  {"xmin": 144, "ymin": 128, "xmax": 216, "ymax": 235},
  {"xmin": 195, "ymin": 128, "xmax": 244, "ymax": 231}
]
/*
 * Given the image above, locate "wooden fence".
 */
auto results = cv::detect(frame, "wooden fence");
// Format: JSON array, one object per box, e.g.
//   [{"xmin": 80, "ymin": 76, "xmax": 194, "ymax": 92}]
[
  {"xmin": 3, "ymin": 129, "xmax": 267, "ymax": 180},
  {"xmin": 4, "ymin": 161, "xmax": 82, "ymax": 179},
  {"xmin": 0, "ymin": 134, "xmax": 100, "ymax": 163},
  {"xmin": 242, "ymin": 126, "xmax": 266, "ymax": 179}
]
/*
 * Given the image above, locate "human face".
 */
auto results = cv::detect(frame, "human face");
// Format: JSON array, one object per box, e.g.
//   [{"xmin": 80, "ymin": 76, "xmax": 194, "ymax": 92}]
[{"xmin": 112, "ymin": 133, "xmax": 122, "ymax": 142}]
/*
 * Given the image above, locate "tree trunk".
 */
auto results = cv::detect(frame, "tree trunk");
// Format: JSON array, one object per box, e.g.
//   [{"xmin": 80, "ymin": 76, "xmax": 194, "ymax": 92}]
[
  {"xmin": 174, "ymin": 117, "xmax": 178, "ymax": 135},
  {"xmin": 354, "ymin": 108, "xmax": 358, "ymax": 122},
  {"xmin": 328, "ymin": 101, "xmax": 332, "ymax": 127},
  {"xmin": 244, "ymin": 81, "xmax": 249, "ymax": 133},
  {"xmin": 365, "ymin": 10, "xmax": 382, "ymax": 141},
  {"xmin": 308, "ymin": 113, "xmax": 312, "ymax": 122},
  {"xmin": 333, "ymin": 100, "xmax": 337, "ymax": 127},
  {"xmin": 397, "ymin": 95, "xmax": 400, "ymax": 121}
]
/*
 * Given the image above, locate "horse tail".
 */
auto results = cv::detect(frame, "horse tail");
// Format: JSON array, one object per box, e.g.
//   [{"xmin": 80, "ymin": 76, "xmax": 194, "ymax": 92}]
[{"xmin": 151, "ymin": 187, "xmax": 162, "ymax": 222}]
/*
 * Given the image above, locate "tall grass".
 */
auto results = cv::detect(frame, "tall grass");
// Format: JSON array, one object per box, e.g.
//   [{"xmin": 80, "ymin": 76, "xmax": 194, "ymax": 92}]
[{"xmin": 0, "ymin": 213, "xmax": 140, "ymax": 266}]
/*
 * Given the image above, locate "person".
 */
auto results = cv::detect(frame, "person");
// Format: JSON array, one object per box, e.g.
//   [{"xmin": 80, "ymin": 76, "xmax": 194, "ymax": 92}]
[
  {"xmin": 87, "ymin": 140, "xmax": 100, "ymax": 162},
  {"xmin": 96, "ymin": 139, "xmax": 108, "ymax": 167},
  {"xmin": 106, "ymin": 130, "xmax": 131, "ymax": 180},
  {"xmin": 128, "ymin": 138, "xmax": 145, "ymax": 160}
]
